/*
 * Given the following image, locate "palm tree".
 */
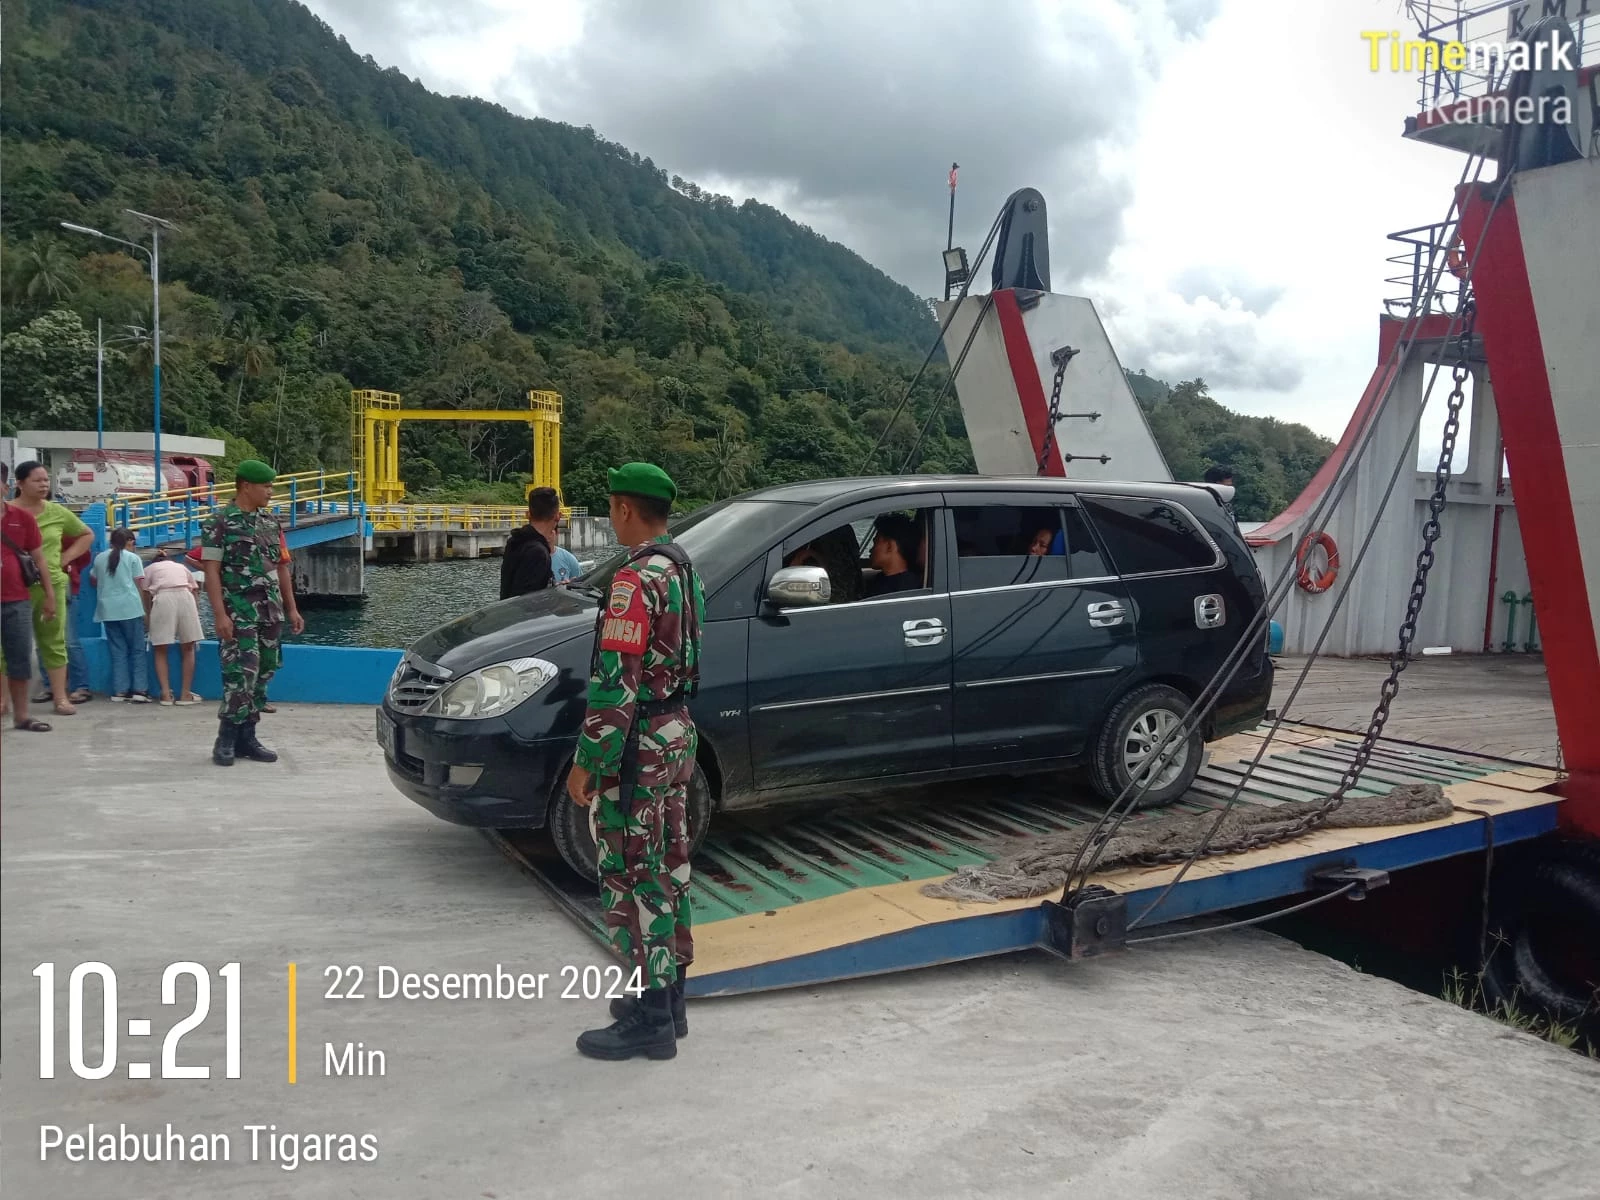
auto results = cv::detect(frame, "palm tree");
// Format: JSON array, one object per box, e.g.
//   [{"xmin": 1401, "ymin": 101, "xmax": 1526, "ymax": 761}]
[
  {"xmin": 707, "ymin": 424, "xmax": 754, "ymax": 500},
  {"xmin": 6, "ymin": 235, "xmax": 80, "ymax": 305},
  {"xmin": 228, "ymin": 315, "xmax": 273, "ymax": 422}
]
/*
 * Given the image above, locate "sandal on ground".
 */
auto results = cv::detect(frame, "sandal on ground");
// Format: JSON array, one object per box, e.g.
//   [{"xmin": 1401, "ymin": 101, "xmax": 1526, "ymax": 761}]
[
  {"xmin": 69, "ymin": 688, "xmax": 92, "ymax": 702},
  {"xmin": 159, "ymin": 694, "xmax": 176, "ymax": 706},
  {"xmin": 175, "ymin": 694, "xmax": 201, "ymax": 706},
  {"xmin": 52, "ymin": 700, "xmax": 77, "ymax": 716},
  {"xmin": 128, "ymin": 693, "xmax": 152, "ymax": 704},
  {"xmin": 262, "ymin": 703, "xmax": 277, "ymax": 713},
  {"xmin": 13, "ymin": 718, "xmax": 52, "ymax": 731}
]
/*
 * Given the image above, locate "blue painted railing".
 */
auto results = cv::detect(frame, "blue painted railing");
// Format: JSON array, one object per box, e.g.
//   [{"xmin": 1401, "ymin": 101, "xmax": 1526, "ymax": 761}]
[{"xmin": 111, "ymin": 469, "xmax": 365, "ymax": 549}]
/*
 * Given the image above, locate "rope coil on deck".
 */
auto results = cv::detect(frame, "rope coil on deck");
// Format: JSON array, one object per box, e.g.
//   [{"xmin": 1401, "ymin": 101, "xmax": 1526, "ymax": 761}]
[{"xmin": 920, "ymin": 782, "xmax": 1453, "ymax": 903}]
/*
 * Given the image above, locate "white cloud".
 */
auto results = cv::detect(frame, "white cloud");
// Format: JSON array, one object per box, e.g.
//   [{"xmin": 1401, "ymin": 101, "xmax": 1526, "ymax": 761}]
[{"xmin": 302, "ymin": 0, "xmax": 1478, "ymax": 439}]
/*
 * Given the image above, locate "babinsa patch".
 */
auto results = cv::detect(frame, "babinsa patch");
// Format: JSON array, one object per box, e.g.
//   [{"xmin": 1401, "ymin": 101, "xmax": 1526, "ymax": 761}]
[{"xmin": 600, "ymin": 569, "xmax": 648, "ymax": 654}]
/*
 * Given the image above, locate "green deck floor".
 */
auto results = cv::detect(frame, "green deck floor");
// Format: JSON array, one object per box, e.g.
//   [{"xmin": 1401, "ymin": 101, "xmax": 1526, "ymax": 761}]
[{"xmin": 680, "ymin": 731, "xmax": 1511, "ymax": 923}]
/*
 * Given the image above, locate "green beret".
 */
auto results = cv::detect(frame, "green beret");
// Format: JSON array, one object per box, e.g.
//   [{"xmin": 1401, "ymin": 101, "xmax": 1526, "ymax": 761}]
[
  {"xmin": 606, "ymin": 462, "xmax": 676, "ymax": 503},
  {"xmin": 236, "ymin": 459, "xmax": 276, "ymax": 485}
]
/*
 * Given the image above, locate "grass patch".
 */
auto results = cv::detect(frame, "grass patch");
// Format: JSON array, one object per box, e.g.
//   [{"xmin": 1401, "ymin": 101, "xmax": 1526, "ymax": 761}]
[{"xmin": 1442, "ymin": 966, "xmax": 1599, "ymax": 1057}]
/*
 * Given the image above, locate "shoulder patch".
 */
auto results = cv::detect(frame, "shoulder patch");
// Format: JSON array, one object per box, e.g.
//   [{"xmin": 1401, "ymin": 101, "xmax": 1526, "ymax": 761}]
[
  {"xmin": 608, "ymin": 571, "xmax": 639, "ymax": 616},
  {"xmin": 600, "ymin": 569, "xmax": 648, "ymax": 654}
]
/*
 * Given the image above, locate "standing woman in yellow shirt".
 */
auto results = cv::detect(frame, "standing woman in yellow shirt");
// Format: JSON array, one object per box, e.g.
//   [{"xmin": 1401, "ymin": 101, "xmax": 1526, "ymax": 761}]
[{"xmin": 8, "ymin": 463, "xmax": 92, "ymax": 716}]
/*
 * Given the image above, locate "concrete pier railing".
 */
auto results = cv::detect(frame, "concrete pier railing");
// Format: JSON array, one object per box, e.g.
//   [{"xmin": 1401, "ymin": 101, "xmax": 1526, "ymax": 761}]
[
  {"xmin": 562, "ymin": 516, "xmax": 616, "ymax": 553},
  {"xmin": 367, "ymin": 514, "xmax": 616, "ymax": 562}
]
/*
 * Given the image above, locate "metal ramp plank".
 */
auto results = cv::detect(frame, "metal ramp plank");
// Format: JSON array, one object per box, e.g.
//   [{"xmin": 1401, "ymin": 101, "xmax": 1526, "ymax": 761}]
[
  {"xmin": 853, "ymin": 814, "xmax": 990, "ymax": 873},
  {"xmin": 690, "ymin": 845, "xmax": 806, "ymax": 912},
  {"xmin": 808, "ymin": 817, "xmax": 973, "ymax": 878},
  {"xmin": 1190, "ymin": 766, "xmax": 1329, "ymax": 805},
  {"xmin": 757, "ymin": 828, "xmax": 915, "ymax": 890},
  {"xmin": 1286, "ymin": 745, "xmax": 1487, "ymax": 786},
  {"xmin": 493, "ymin": 731, "xmax": 1564, "ymax": 998},
  {"xmin": 1225, "ymin": 756, "xmax": 1396, "ymax": 798},
  {"xmin": 685, "ymin": 785, "xmax": 1562, "ymax": 997}
]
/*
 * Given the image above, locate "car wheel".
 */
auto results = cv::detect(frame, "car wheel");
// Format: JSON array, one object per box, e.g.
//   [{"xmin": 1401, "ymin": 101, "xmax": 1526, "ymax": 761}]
[
  {"xmin": 549, "ymin": 757, "xmax": 714, "ymax": 884},
  {"xmin": 1089, "ymin": 683, "xmax": 1203, "ymax": 811}
]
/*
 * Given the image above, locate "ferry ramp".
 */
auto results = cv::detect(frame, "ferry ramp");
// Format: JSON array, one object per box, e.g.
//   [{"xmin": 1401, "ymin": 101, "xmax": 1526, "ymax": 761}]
[{"xmin": 489, "ymin": 721, "xmax": 1563, "ymax": 998}]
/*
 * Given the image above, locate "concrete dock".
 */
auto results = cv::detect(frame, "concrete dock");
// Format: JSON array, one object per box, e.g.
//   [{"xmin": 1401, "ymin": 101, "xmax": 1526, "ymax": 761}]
[{"xmin": 3, "ymin": 658, "xmax": 1597, "ymax": 1198}]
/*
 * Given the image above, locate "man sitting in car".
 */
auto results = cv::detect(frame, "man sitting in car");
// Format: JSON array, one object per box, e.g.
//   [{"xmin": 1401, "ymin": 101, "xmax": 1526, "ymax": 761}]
[{"xmin": 861, "ymin": 513, "xmax": 923, "ymax": 598}]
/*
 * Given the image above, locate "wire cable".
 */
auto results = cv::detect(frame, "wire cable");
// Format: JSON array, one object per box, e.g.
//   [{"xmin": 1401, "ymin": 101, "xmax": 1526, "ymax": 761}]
[
  {"xmin": 1118, "ymin": 157, "xmax": 1515, "ymax": 927},
  {"xmin": 897, "ymin": 294, "xmax": 995, "ymax": 473},
  {"xmin": 1057, "ymin": 110, "xmax": 1512, "ymax": 902},
  {"xmin": 854, "ymin": 191, "xmax": 1018, "ymax": 474},
  {"xmin": 1110, "ymin": 143, "xmax": 1519, "ymax": 925},
  {"xmin": 1125, "ymin": 882, "xmax": 1359, "ymax": 945}
]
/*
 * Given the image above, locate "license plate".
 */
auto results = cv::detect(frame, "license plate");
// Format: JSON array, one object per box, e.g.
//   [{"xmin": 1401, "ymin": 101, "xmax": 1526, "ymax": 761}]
[{"xmin": 376, "ymin": 710, "xmax": 397, "ymax": 757}]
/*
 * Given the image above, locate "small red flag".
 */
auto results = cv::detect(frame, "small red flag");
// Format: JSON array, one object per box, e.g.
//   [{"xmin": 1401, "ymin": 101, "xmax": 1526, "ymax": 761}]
[{"xmin": 948, "ymin": 162, "xmax": 959, "ymax": 190}]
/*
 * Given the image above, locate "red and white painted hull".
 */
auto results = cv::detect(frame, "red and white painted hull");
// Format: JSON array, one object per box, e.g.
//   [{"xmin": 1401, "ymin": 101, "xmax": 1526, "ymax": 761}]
[{"xmin": 1459, "ymin": 158, "xmax": 1600, "ymax": 829}]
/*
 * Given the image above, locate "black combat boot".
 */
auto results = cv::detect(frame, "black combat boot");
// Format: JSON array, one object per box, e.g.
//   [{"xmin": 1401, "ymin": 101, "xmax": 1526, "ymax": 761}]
[
  {"xmin": 212, "ymin": 720, "xmax": 238, "ymax": 766},
  {"xmin": 609, "ymin": 963, "xmax": 688, "ymax": 1037},
  {"xmin": 577, "ymin": 986, "xmax": 677, "ymax": 1060},
  {"xmin": 234, "ymin": 718, "xmax": 278, "ymax": 763}
]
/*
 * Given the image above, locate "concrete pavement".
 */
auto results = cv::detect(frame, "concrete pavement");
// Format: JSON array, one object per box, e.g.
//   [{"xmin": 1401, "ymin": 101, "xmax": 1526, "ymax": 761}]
[{"xmin": 3, "ymin": 701, "xmax": 1597, "ymax": 1199}]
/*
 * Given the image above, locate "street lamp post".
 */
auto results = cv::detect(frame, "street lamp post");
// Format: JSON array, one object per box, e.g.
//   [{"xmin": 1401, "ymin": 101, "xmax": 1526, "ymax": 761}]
[{"xmin": 60, "ymin": 210, "xmax": 177, "ymax": 496}]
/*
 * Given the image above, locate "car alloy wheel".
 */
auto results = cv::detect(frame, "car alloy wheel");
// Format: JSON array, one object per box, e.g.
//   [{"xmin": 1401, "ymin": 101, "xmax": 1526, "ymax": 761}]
[{"xmin": 1121, "ymin": 706, "xmax": 1190, "ymax": 792}]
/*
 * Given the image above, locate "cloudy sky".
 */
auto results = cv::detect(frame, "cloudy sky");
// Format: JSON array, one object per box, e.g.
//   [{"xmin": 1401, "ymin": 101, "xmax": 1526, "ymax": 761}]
[{"xmin": 300, "ymin": 0, "xmax": 1476, "ymax": 440}]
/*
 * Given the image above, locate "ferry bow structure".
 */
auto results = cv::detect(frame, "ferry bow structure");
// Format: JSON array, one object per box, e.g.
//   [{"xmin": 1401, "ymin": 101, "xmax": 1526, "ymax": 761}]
[{"xmin": 933, "ymin": 8, "xmax": 1599, "ymax": 833}]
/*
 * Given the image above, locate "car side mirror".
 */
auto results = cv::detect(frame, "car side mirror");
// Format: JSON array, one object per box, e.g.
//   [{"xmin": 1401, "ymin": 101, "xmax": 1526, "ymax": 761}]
[{"xmin": 766, "ymin": 565, "xmax": 831, "ymax": 608}]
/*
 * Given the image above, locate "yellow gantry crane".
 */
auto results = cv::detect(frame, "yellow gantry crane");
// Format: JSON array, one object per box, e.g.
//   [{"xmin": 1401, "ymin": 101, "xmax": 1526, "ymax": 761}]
[{"xmin": 350, "ymin": 388, "xmax": 564, "ymax": 507}]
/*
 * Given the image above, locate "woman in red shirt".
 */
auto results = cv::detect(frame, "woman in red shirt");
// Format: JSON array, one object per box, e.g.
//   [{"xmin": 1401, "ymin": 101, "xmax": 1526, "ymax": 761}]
[{"xmin": 1, "ymin": 493, "xmax": 57, "ymax": 730}]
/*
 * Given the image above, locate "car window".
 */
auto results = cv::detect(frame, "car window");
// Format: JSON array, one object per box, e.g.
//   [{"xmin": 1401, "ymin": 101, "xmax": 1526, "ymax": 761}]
[
  {"xmin": 950, "ymin": 504, "xmax": 1109, "ymax": 589},
  {"xmin": 1059, "ymin": 506, "xmax": 1110, "ymax": 579},
  {"xmin": 782, "ymin": 504, "xmax": 935, "ymax": 603},
  {"xmin": 578, "ymin": 499, "xmax": 805, "ymax": 595},
  {"xmin": 1079, "ymin": 495, "xmax": 1217, "ymax": 576}
]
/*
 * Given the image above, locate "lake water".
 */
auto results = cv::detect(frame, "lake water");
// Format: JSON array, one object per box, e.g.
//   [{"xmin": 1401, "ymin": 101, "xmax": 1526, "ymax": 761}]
[
  {"xmin": 293, "ymin": 560, "xmax": 517, "ymax": 649},
  {"xmin": 289, "ymin": 544, "xmax": 626, "ymax": 649}
]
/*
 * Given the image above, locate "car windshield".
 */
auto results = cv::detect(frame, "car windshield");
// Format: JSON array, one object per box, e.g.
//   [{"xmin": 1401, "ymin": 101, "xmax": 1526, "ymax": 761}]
[{"xmin": 572, "ymin": 499, "xmax": 806, "ymax": 596}]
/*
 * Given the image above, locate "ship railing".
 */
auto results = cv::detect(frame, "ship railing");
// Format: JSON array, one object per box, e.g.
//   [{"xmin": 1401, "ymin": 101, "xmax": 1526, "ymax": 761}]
[
  {"xmin": 1405, "ymin": 0, "xmax": 1599, "ymax": 113},
  {"xmin": 1383, "ymin": 220, "xmax": 1468, "ymax": 318},
  {"xmin": 366, "ymin": 504, "xmax": 528, "ymax": 533},
  {"xmin": 111, "ymin": 470, "xmax": 364, "ymax": 548}
]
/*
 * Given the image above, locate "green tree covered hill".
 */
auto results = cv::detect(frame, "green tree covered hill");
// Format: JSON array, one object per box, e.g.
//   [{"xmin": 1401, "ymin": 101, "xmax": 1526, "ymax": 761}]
[
  {"xmin": 1, "ymin": 0, "xmax": 1329, "ymax": 520},
  {"xmin": 1126, "ymin": 371, "xmax": 1335, "ymax": 521}
]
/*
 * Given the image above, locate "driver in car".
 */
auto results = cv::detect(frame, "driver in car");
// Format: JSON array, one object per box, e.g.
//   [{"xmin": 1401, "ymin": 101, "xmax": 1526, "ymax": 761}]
[{"xmin": 861, "ymin": 514, "xmax": 922, "ymax": 598}]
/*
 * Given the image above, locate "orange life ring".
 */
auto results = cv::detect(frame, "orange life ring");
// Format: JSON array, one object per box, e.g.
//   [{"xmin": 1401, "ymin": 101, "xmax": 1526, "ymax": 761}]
[{"xmin": 1296, "ymin": 531, "xmax": 1339, "ymax": 594}]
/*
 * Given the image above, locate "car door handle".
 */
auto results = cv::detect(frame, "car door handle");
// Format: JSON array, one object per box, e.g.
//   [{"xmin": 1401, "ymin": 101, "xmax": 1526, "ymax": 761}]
[
  {"xmin": 903, "ymin": 617, "xmax": 946, "ymax": 647},
  {"xmin": 1087, "ymin": 601, "xmax": 1125, "ymax": 628}
]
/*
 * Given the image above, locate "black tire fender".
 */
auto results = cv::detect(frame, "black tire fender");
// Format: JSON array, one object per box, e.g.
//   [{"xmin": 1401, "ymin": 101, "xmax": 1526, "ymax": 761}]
[
  {"xmin": 1480, "ymin": 838, "xmax": 1600, "ymax": 1025},
  {"xmin": 1088, "ymin": 682, "xmax": 1203, "ymax": 812}
]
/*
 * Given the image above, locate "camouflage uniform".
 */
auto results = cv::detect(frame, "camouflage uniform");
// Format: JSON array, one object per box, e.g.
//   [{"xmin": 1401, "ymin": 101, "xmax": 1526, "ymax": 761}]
[
  {"xmin": 200, "ymin": 502, "xmax": 285, "ymax": 725},
  {"xmin": 574, "ymin": 533, "xmax": 705, "ymax": 991}
]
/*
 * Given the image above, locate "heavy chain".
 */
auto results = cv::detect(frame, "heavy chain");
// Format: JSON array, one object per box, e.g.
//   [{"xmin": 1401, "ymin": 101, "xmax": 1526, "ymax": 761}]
[
  {"xmin": 1036, "ymin": 349, "xmax": 1073, "ymax": 475},
  {"xmin": 1126, "ymin": 300, "xmax": 1479, "ymax": 867}
]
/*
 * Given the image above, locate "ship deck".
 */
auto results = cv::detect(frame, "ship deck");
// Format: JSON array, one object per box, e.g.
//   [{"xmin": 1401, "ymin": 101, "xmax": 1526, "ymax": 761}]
[{"xmin": 3, "ymin": 654, "xmax": 1595, "ymax": 1199}]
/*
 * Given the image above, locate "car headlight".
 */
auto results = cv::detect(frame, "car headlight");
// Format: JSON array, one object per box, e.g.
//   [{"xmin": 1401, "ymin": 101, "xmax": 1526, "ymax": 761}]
[{"xmin": 426, "ymin": 657, "xmax": 559, "ymax": 720}]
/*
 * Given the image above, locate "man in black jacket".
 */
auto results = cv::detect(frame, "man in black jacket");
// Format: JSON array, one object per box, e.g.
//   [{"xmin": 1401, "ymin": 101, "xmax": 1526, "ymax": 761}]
[{"xmin": 500, "ymin": 487, "xmax": 563, "ymax": 599}]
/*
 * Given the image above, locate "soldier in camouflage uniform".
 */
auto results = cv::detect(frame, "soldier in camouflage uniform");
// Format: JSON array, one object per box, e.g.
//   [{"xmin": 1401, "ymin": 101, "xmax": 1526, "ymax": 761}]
[
  {"xmin": 567, "ymin": 462, "xmax": 704, "ymax": 1062},
  {"xmin": 199, "ymin": 459, "xmax": 304, "ymax": 767}
]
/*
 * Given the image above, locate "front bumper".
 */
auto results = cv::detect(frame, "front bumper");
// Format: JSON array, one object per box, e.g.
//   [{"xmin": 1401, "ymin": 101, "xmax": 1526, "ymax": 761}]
[{"xmin": 377, "ymin": 706, "xmax": 574, "ymax": 829}]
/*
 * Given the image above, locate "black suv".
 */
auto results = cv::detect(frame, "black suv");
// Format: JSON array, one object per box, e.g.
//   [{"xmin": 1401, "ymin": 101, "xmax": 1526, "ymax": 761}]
[{"xmin": 377, "ymin": 475, "xmax": 1272, "ymax": 880}]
